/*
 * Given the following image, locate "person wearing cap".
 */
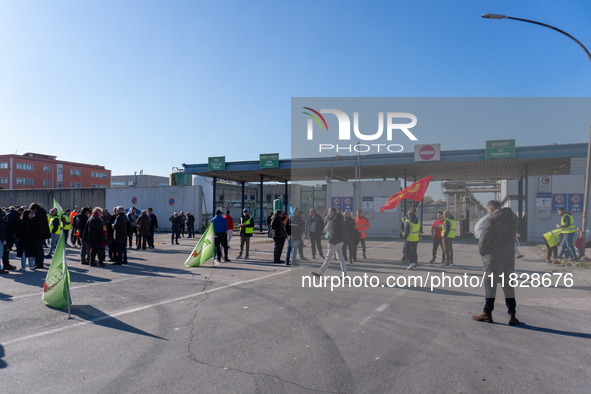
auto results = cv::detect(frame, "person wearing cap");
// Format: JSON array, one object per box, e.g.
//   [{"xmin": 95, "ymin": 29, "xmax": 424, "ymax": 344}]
[
  {"xmin": 224, "ymin": 210, "xmax": 234, "ymax": 246},
  {"xmin": 186, "ymin": 212, "xmax": 196, "ymax": 238},
  {"xmin": 212, "ymin": 210, "xmax": 230, "ymax": 262},
  {"xmin": 236, "ymin": 208, "xmax": 253, "ymax": 260}
]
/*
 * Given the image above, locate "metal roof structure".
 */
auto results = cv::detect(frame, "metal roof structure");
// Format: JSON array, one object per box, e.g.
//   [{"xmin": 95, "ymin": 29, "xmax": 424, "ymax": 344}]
[{"xmin": 181, "ymin": 143, "xmax": 585, "ymax": 183}]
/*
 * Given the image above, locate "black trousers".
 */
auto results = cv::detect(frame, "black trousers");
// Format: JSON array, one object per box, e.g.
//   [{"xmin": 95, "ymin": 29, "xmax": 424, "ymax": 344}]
[
  {"xmin": 403, "ymin": 240, "xmax": 418, "ymax": 264},
  {"xmin": 432, "ymin": 237, "xmax": 443, "ymax": 260},
  {"xmin": 90, "ymin": 243, "xmax": 105, "ymax": 265},
  {"xmin": 484, "ymin": 275, "xmax": 516, "ymax": 315},
  {"xmin": 214, "ymin": 232, "xmax": 228, "ymax": 260},
  {"xmin": 359, "ymin": 238, "xmax": 367, "ymax": 255},
  {"xmin": 309, "ymin": 233, "xmax": 323, "ymax": 257},
  {"xmin": 187, "ymin": 224, "xmax": 195, "ymax": 238},
  {"xmin": 273, "ymin": 237, "xmax": 286, "ymax": 262},
  {"xmin": 342, "ymin": 240, "xmax": 357, "ymax": 262}
]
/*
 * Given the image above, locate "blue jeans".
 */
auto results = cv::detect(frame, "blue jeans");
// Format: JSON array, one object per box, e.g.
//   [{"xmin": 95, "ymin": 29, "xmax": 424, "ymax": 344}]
[
  {"xmin": 286, "ymin": 238, "xmax": 301, "ymax": 263},
  {"xmin": 558, "ymin": 232, "xmax": 577, "ymax": 260},
  {"xmin": 48, "ymin": 233, "xmax": 59, "ymax": 255}
]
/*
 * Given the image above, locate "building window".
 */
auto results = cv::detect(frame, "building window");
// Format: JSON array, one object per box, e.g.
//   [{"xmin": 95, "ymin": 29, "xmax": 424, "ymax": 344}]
[
  {"xmin": 0, "ymin": 177, "xmax": 7, "ymax": 184},
  {"xmin": 250, "ymin": 194, "xmax": 255, "ymax": 201},
  {"xmin": 0, "ymin": 162, "xmax": 7, "ymax": 169},
  {"xmin": 266, "ymin": 194, "xmax": 272, "ymax": 202},
  {"xmin": 70, "ymin": 169, "xmax": 81, "ymax": 176},
  {"xmin": 16, "ymin": 178, "xmax": 33, "ymax": 186},
  {"xmin": 57, "ymin": 181, "xmax": 62, "ymax": 188},
  {"xmin": 92, "ymin": 171, "xmax": 108, "ymax": 179},
  {"xmin": 43, "ymin": 180, "xmax": 50, "ymax": 187},
  {"xmin": 43, "ymin": 166, "xmax": 50, "ymax": 173},
  {"xmin": 219, "ymin": 195, "xmax": 224, "ymax": 201},
  {"xmin": 111, "ymin": 181, "xmax": 125, "ymax": 186},
  {"xmin": 275, "ymin": 194, "xmax": 281, "ymax": 200},
  {"xmin": 16, "ymin": 163, "xmax": 33, "ymax": 171},
  {"xmin": 92, "ymin": 184, "xmax": 107, "ymax": 188},
  {"xmin": 57, "ymin": 167, "xmax": 62, "ymax": 174},
  {"xmin": 70, "ymin": 182, "xmax": 82, "ymax": 188}
]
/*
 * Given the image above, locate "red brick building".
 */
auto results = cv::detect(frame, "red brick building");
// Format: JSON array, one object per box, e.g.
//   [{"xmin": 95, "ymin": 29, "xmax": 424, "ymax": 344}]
[{"xmin": 0, "ymin": 153, "xmax": 110, "ymax": 190}]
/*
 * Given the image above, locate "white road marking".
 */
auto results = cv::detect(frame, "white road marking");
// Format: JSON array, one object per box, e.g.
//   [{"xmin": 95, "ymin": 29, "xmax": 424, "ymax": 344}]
[{"xmin": 3, "ymin": 269, "xmax": 292, "ymax": 345}]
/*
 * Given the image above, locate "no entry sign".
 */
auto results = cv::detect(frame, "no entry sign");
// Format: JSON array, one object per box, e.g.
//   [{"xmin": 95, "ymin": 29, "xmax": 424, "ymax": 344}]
[{"xmin": 414, "ymin": 144, "xmax": 440, "ymax": 162}]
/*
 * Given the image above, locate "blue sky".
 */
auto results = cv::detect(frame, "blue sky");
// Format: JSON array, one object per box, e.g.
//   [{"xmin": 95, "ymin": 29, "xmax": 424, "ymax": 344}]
[{"xmin": 1, "ymin": 0, "xmax": 590, "ymax": 183}]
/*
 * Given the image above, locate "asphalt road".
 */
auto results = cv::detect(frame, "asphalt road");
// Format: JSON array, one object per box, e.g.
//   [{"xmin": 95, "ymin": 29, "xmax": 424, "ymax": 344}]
[{"xmin": 1, "ymin": 233, "xmax": 590, "ymax": 394}]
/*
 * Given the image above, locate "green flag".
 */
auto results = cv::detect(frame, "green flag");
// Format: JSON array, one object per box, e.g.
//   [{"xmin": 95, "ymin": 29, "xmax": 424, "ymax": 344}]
[
  {"xmin": 185, "ymin": 223, "xmax": 215, "ymax": 267},
  {"xmin": 53, "ymin": 198, "xmax": 64, "ymax": 215},
  {"xmin": 42, "ymin": 233, "xmax": 72, "ymax": 309}
]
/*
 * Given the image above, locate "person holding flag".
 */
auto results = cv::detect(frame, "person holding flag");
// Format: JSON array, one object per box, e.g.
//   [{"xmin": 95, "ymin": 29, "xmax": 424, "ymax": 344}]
[
  {"xmin": 402, "ymin": 209, "xmax": 420, "ymax": 270},
  {"xmin": 212, "ymin": 210, "xmax": 230, "ymax": 263}
]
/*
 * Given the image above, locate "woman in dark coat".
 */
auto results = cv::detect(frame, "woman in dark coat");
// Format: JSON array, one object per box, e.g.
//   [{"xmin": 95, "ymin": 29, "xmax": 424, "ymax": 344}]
[
  {"xmin": 16, "ymin": 209, "xmax": 38, "ymax": 270},
  {"xmin": 342, "ymin": 210, "xmax": 358, "ymax": 263}
]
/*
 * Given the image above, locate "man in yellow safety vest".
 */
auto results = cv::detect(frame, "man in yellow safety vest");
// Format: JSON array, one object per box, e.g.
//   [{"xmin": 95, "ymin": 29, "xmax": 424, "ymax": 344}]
[
  {"xmin": 402, "ymin": 209, "xmax": 420, "ymax": 270},
  {"xmin": 543, "ymin": 228, "xmax": 562, "ymax": 264},
  {"xmin": 236, "ymin": 208, "xmax": 254, "ymax": 260},
  {"xmin": 442, "ymin": 210, "xmax": 456, "ymax": 267},
  {"xmin": 556, "ymin": 207, "xmax": 577, "ymax": 261}
]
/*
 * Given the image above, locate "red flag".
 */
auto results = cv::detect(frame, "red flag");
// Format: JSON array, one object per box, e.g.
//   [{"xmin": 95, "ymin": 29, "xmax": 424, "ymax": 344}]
[{"xmin": 380, "ymin": 176, "xmax": 432, "ymax": 213}]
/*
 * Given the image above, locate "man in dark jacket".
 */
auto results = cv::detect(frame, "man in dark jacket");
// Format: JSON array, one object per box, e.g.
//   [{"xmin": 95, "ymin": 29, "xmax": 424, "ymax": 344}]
[
  {"xmin": 312, "ymin": 207, "xmax": 348, "ymax": 277},
  {"xmin": 270, "ymin": 210, "xmax": 287, "ymax": 263},
  {"xmin": 306, "ymin": 208, "xmax": 325, "ymax": 259},
  {"xmin": 2, "ymin": 206, "xmax": 18, "ymax": 270},
  {"xmin": 76, "ymin": 207, "xmax": 91, "ymax": 265},
  {"xmin": 136, "ymin": 210, "xmax": 150, "ymax": 250},
  {"xmin": 236, "ymin": 208, "xmax": 254, "ymax": 260},
  {"xmin": 0, "ymin": 211, "xmax": 7, "ymax": 274},
  {"xmin": 186, "ymin": 212, "xmax": 195, "ymax": 238},
  {"xmin": 113, "ymin": 207, "xmax": 128, "ymax": 265},
  {"xmin": 403, "ymin": 209, "xmax": 420, "ymax": 270},
  {"xmin": 30, "ymin": 203, "xmax": 51, "ymax": 268},
  {"xmin": 472, "ymin": 200, "xmax": 520, "ymax": 326},
  {"xmin": 84, "ymin": 207, "xmax": 107, "ymax": 266},
  {"xmin": 147, "ymin": 207, "xmax": 158, "ymax": 249},
  {"xmin": 286, "ymin": 209, "xmax": 305, "ymax": 266},
  {"xmin": 211, "ymin": 210, "xmax": 229, "ymax": 262}
]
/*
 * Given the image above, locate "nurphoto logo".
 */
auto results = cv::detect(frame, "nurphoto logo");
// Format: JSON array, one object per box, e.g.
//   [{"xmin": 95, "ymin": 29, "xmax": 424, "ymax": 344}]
[{"xmin": 303, "ymin": 107, "xmax": 418, "ymax": 153}]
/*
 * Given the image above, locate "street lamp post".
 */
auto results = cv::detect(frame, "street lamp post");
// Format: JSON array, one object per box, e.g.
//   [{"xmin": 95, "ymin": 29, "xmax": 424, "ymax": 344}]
[{"xmin": 483, "ymin": 13, "xmax": 591, "ymax": 254}]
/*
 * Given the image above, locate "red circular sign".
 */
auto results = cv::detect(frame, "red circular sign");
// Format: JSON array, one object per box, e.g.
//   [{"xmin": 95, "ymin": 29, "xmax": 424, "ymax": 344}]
[
  {"xmin": 541, "ymin": 176, "xmax": 550, "ymax": 185},
  {"xmin": 169, "ymin": 198, "xmax": 175, "ymax": 206},
  {"xmin": 332, "ymin": 197, "xmax": 340, "ymax": 206},
  {"xmin": 571, "ymin": 194, "xmax": 581, "ymax": 204},
  {"xmin": 131, "ymin": 197, "xmax": 137, "ymax": 205},
  {"xmin": 554, "ymin": 194, "xmax": 565, "ymax": 204},
  {"xmin": 419, "ymin": 145, "xmax": 436, "ymax": 160},
  {"xmin": 344, "ymin": 197, "xmax": 352, "ymax": 205}
]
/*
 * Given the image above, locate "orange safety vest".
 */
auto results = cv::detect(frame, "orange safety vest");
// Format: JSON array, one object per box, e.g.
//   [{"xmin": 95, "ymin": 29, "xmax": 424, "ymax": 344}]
[{"xmin": 355, "ymin": 216, "xmax": 370, "ymax": 239}]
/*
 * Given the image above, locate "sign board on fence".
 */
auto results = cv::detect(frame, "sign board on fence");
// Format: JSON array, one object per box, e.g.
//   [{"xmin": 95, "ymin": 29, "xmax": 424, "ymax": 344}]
[
  {"xmin": 539, "ymin": 176, "xmax": 552, "ymax": 193},
  {"xmin": 536, "ymin": 192, "xmax": 551, "ymax": 219}
]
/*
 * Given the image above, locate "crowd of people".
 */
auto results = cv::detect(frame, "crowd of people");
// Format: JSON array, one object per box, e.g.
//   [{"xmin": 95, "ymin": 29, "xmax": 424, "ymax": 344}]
[{"xmin": 0, "ymin": 204, "xmax": 163, "ymax": 274}]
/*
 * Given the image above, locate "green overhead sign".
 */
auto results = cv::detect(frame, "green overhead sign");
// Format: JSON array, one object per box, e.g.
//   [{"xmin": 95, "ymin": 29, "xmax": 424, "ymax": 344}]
[
  {"xmin": 260, "ymin": 153, "xmax": 279, "ymax": 169},
  {"xmin": 208, "ymin": 156, "xmax": 225, "ymax": 171},
  {"xmin": 486, "ymin": 139, "xmax": 515, "ymax": 159}
]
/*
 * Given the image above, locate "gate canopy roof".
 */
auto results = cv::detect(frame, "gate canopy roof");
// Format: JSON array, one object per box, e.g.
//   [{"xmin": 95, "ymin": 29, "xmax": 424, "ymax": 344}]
[{"xmin": 182, "ymin": 143, "xmax": 585, "ymax": 183}]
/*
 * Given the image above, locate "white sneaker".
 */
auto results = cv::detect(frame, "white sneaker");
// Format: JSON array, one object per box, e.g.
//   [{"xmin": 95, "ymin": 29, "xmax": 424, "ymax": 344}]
[{"xmin": 407, "ymin": 263, "xmax": 417, "ymax": 270}]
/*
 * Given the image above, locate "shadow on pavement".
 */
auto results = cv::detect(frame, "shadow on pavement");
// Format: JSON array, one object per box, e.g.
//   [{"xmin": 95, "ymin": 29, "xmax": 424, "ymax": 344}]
[
  {"xmin": 0, "ymin": 345, "xmax": 7, "ymax": 368},
  {"xmin": 66, "ymin": 305, "xmax": 166, "ymax": 340},
  {"xmin": 515, "ymin": 323, "xmax": 591, "ymax": 339}
]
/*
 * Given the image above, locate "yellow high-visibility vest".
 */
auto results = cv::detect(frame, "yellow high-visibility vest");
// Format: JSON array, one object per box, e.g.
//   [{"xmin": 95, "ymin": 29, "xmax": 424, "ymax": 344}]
[
  {"xmin": 49, "ymin": 215, "xmax": 61, "ymax": 235},
  {"xmin": 543, "ymin": 228, "xmax": 562, "ymax": 248},
  {"xmin": 241, "ymin": 216, "xmax": 253, "ymax": 234},
  {"xmin": 407, "ymin": 220, "xmax": 421, "ymax": 242},
  {"xmin": 560, "ymin": 213, "xmax": 575, "ymax": 234},
  {"xmin": 445, "ymin": 218, "xmax": 456, "ymax": 239},
  {"xmin": 62, "ymin": 214, "xmax": 71, "ymax": 230}
]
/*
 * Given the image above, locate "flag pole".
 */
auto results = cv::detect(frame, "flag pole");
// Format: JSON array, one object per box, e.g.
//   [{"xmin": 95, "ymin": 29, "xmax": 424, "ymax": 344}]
[{"xmin": 64, "ymin": 234, "xmax": 71, "ymax": 319}]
